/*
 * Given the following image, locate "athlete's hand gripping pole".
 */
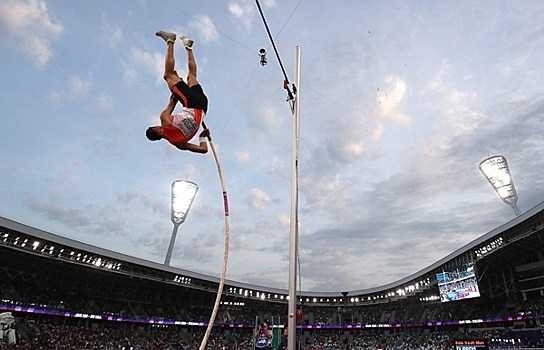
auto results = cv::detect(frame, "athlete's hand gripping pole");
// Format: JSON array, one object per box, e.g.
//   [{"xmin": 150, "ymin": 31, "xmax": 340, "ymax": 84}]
[{"xmin": 201, "ymin": 121, "xmax": 212, "ymax": 141}]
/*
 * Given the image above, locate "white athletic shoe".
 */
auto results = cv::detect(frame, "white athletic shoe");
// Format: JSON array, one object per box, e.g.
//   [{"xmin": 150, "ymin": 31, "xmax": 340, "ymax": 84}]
[{"xmin": 180, "ymin": 35, "xmax": 194, "ymax": 49}]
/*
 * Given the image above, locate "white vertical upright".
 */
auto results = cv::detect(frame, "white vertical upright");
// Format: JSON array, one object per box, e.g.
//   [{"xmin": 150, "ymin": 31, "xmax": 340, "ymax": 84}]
[{"xmin": 288, "ymin": 46, "xmax": 301, "ymax": 350}]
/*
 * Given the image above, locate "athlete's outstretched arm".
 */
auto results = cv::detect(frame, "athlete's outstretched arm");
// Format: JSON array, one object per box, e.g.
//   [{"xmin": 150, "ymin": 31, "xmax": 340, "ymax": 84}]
[{"xmin": 174, "ymin": 129, "xmax": 210, "ymax": 154}]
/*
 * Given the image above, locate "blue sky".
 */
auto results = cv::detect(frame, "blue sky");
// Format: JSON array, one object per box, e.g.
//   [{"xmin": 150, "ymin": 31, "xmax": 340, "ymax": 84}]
[{"xmin": 1, "ymin": 0, "xmax": 544, "ymax": 292}]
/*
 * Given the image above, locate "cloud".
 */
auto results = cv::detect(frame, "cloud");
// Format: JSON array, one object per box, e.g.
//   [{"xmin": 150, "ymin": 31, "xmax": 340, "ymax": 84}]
[
  {"xmin": 269, "ymin": 156, "xmax": 289, "ymax": 180},
  {"xmin": 236, "ymin": 151, "xmax": 250, "ymax": 164},
  {"xmin": 227, "ymin": 0, "xmax": 276, "ymax": 33},
  {"xmin": 375, "ymin": 75, "xmax": 410, "ymax": 125},
  {"xmin": 0, "ymin": 0, "xmax": 63, "ymax": 68},
  {"xmin": 247, "ymin": 98, "xmax": 286, "ymax": 135},
  {"xmin": 118, "ymin": 189, "xmax": 142, "ymax": 203},
  {"xmin": 416, "ymin": 65, "xmax": 485, "ymax": 158},
  {"xmin": 249, "ymin": 188, "xmax": 272, "ymax": 210},
  {"xmin": 95, "ymin": 93, "xmax": 116, "ymax": 114},
  {"xmin": 22, "ymin": 194, "xmax": 92, "ymax": 228},
  {"xmin": 100, "ymin": 14, "xmax": 123, "ymax": 48},
  {"xmin": 188, "ymin": 15, "xmax": 219, "ymax": 44},
  {"xmin": 296, "ymin": 215, "xmax": 474, "ymax": 290},
  {"xmin": 93, "ymin": 206, "xmax": 129, "ymax": 237},
  {"xmin": 180, "ymin": 232, "xmax": 221, "ymax": 263},
  {"xmin": 228, "ymin": 2, "xmax": 248, "ymax": 18},
  {"xmin": 327, "ymin": 111, "xmax": 380, "ymax": 162},
  {"xmin": 228, "ymin": 1, "xmax": 255, "ymax": 32},
  {"xmin": 369, "ymin": 123, "xmax": 385, "ymax": 142},
  {"xmin": 300, "ymin": 173, "xmax": 356, "ymax": 222},
  {"xmin": 232, "ymin": 233, "xmax": 254, "ymax": 251},
  {"xmin": 277, "ymin": 213, "xmax": 290, "ymax": 227},
  {"xmin": 48, "ymin": 74, "xmax": 93, "ymax": 106},
  {"xmin": 76, "ymin": 91, "xmax": 117, "ymax": 121},
  {"xmin": 427, "ymin": 64, "xmax": 453, "ymax": 92},
  {"xmin": 121, "ymin": 47, "xmax": 163, "ymax": 84},
  {"xmin": 21, "ymin": 190, "xmax": 132, "ymax": 238},
  {"xmin": 70, "ymin": 76, "xmax": 93, "ymax": 99},
  {"xmin": 340, "ymin": 140, "xmax": 364, "ymax": 158}
]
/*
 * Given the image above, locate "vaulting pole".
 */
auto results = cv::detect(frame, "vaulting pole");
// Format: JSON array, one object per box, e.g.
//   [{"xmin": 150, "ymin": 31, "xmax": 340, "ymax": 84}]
[
  {"xmin": 198, "ymin": 121, "xmax": 230, "ymax": 350},
  {"xmin": 287, "ymin": 46, "xmax": 301, "ymax": 350}
]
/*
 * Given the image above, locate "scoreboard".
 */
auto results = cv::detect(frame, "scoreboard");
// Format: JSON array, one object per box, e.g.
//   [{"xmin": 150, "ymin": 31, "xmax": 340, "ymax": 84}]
[{"xmin": 454, "ymin": 339, "xmax": 488, "ymax": 350}]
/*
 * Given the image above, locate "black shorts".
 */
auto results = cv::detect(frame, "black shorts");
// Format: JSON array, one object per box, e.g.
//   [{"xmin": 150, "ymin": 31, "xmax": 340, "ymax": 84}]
[{"xmin": 171, "ymin": 80, "xmax": 208, "ymax": 113}]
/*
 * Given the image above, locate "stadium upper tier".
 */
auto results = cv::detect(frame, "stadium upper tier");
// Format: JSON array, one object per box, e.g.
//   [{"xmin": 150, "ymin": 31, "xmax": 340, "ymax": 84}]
[{"xmin": 1, "ymin": 200, "xmax": 543, "ymax": 307}]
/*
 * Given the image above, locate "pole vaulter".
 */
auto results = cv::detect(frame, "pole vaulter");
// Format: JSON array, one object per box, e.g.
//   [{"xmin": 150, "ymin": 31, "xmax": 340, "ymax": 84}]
[{"xmin": 149, "ymin": 30, "xmax": 231, "ymax": 349}]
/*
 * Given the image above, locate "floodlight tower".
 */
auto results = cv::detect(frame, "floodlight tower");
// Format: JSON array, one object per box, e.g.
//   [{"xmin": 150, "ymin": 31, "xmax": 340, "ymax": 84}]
[
  {"xmin": 479, "ymin": 155, "xmax": 521, "ymax": 216},
  {"xmin": 164, "ymin": 180, "xmax": 199, "ymax": 266}
]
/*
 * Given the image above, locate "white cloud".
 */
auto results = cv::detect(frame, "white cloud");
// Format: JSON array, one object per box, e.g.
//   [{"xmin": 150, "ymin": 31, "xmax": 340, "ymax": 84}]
[
  {"xmin": 417, "ymin": 64, "xmax": 485, "ymax": 156},
  {"xmin": 181, "ymin": 235, "xmax": 217, "ymax": 263},
  {"xmin": 100, "ymin": 14, "xmax": 123, "ymax": 48},
  {"xmin": 189, "ymin": 15, "xmax": 219, "ymax": 44},
  {"xmin": 0, "ymin": 0, "xmax": 63, "ymax": 68},
  {"xmin": 95, "ymin": 93, "xmax": 116, "ymax": 113},
  {"xmin": 70, "ymin": 76, "xmax": 93, "ymax": 99},
  {"xmin": 340, "ymin": 140, "xmax": 364, "ymax": 157},
  {"xmin": 370, "ymin": 123, "xmax": 385, "ymax": 142},
  {"xmin": 277, "ymin": 213, "xmax": 290, "ymax": 227},
  {"xmin": 376, "ymin": 75, "xmax": 410, "ymax": 125},
  {"xmin": 301, "ymin": 174, "xmax": 354, "ymax": 219},
  {"xmin": 228, "ymin": 2, "xmax": 246, "ymax": 17},
  {"xmin": 121, "ymin": 47, "xmax": 163, "ymax": 84},
  {"xmin": 48, "ymin": 74, "xmax": 93, "ymax": 106},
  {"xmin": 82, "ymin": 91, "xmax": 117, "ymax": 120},
  {"xmin": 249, "ymin": 188, "xmax": 271, "ymax": 210},
  {"xmin": 48, "ymin": 91, "xmax": 63, "ymax": 106},
  {"xmin": 236, "ymin": 151, "xmax": 250, "ymax": 164},
  {"xmin": 228, "ymin": 1, "xmax": 254, "ymax": 32},
  {"xmin": 269, "ymin": 156, "xmax": 289, "ymax": 179},
  {"xmin": 427, "ymin": 64, "xmax": 453, "ymax": 92},
  {"xmin": 248, "ymin": 98, "xmax": 285, "ymax": 135},
  {"xmin": 233, "ymin": 233, "xmax": 254, "ymax": 250},
  {"xmin": 23, "ymin": 194, "xmax": 91, "ymax": 227}
]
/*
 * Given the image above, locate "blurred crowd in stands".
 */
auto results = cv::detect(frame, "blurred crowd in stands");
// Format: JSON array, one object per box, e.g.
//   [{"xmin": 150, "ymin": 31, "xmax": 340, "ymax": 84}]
[
  {"xmin": 2, "ymin": 280, "xmax": 544, "ymax": 349},
  {"xmin": 4, "ymin": 314, "xmax": 544, "ymax": 350}
]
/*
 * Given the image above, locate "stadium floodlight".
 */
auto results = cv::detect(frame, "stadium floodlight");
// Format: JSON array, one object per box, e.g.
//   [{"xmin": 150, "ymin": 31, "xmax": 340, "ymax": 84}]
[
  {"xmin": 164, "ymin": 180, "xmax": 199, "ymax": 266},
  {"xmin": 479, "ymin": 155, "xmax": 521, "ymax": 216}
]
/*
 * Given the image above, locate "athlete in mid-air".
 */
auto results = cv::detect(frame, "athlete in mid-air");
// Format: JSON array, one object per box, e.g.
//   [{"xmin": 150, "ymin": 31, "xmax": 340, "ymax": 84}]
[{"xmin": 146, "ymin": 31, "xmax": 210, "ymax": 153}]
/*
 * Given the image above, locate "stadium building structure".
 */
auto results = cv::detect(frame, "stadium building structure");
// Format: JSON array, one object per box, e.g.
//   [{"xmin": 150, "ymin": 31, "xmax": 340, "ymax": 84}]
[{"xmin": 1, "ymin": 200, "xmax": 544, "ymax": 334}]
